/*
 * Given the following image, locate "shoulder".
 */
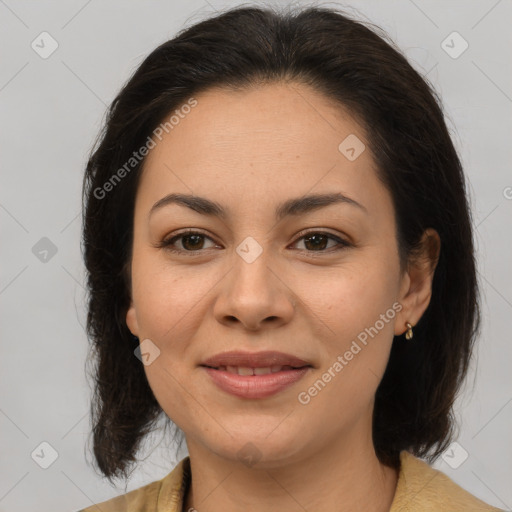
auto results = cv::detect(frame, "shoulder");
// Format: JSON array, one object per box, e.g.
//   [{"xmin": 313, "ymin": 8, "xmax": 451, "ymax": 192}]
[
  {"xmin": 390, "ymin": 450, "xmax": 505, "ymax": 512},
  {"xmin": 74, "ymin": 457, "xmax": 189, "ymax": 512},
  {"xmin": 74, "ymin": 479, "xmax": 161, "ymax": 512}
]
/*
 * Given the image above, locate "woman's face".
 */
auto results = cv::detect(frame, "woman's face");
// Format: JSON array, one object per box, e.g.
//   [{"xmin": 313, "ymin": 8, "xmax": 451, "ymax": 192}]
[{"xmin": 126, "ymin": 82, "xmax": 422, "ymax": 466}]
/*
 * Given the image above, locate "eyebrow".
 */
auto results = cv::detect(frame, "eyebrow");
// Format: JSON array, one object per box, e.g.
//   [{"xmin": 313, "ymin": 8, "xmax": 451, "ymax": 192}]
[{"xmin": 149, "ymin": 191, "xmax": 368, "ymax": 221}]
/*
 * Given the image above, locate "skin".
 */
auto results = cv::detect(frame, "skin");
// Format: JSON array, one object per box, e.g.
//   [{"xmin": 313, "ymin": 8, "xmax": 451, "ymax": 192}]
[{"xmin": 126, "ymin": 82, "xmax": 440, "ymax": 512}]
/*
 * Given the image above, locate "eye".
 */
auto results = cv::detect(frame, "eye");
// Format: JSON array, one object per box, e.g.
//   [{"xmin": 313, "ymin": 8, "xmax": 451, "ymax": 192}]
[
  {"xmin": 156, "ymin": 229, "xmax": 218, "ymax": 254},
  {"xmin": 156, "ymin": 229, "xmax": 351, "ymax": 255},
  {"xmin": 291, "ymin": 231, "xmax": 351, "ymax": 253}
]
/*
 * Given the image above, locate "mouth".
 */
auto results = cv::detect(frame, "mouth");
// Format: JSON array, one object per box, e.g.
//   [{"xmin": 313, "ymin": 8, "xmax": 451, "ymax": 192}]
[
  {"xmin": 199, "ymin": 351, "xmax": 313, "ymax": 399},
  {"xmin": 200, "ymin": 350, "xmax": 313, "ymax": 370},
  {"xmin": 201, "ymin": 364, "xmax": 310, "ymax": 375}
]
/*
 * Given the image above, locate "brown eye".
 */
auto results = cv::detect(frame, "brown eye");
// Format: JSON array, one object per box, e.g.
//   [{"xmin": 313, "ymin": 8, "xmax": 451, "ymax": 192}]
[
  {"xmin": 292, "ymin": 231, "xmax": 350, "ymax": 253},
  {"xmin": 156, "ymin": 229, "xmax": 350, "ymax": 256},
  {"xmin": 157, "ymin": 230, "xmax": 217, "ymax": 254},
  {"xmin": 179, "ymin": 233, "xmax": 206, "ymax": 251}
]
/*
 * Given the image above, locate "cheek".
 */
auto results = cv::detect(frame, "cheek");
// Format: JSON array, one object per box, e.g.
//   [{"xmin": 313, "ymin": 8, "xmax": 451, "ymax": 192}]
[
  {"xmin": 131, "ymin": 250, "xmax": 215, "ymax": 342},
  {"xmin": 301, "ymin": 256, "xmax": 399, "ymax": 391},
  {"xmin": 300, "ymin": 257, "xmax": 399, "ymax": 338}
]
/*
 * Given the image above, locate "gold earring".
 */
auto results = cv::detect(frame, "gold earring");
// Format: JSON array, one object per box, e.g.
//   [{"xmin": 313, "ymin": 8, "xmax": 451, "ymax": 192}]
[{"xmin": 405, "ymin": 322, "xmax": 414, "ymax": 340}]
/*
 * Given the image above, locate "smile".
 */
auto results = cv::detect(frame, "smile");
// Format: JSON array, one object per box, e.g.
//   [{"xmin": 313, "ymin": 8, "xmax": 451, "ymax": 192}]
[{"xmin": 201, "ymin": 365, "xmax": 311, "ymax": 399}]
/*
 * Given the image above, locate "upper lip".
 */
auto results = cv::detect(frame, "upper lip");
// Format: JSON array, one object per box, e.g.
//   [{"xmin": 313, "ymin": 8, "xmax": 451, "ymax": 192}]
[{"xmin": 200, "ymin": 350, "xmax": 312, "ymax": 369}]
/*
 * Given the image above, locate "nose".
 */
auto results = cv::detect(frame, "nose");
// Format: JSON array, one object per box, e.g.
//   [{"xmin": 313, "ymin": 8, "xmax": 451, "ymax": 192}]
[{"xmin": 213, "ymin": 247, "xmax": 296, "ymax": 332}]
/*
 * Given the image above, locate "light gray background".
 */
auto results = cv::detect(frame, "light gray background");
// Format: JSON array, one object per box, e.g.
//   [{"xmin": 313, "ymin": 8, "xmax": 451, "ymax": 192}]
[{"xmin": 1, "ymin": 1, "xmax": 511, "ymax": 511}]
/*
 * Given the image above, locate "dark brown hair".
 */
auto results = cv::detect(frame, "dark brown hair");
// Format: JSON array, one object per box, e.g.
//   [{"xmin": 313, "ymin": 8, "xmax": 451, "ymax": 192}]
[{"xmin": 82, "ymin": 4, "xmax": 480, "ymax": 483}]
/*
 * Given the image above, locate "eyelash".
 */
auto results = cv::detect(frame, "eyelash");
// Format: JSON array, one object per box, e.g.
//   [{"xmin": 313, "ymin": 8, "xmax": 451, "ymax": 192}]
[{"xmin": 155, "ymin": 228, "xmax": 351, "ymax": 256}]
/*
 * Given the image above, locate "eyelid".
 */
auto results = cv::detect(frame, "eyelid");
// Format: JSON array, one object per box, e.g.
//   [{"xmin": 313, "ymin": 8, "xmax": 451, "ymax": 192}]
[
  {"xmin": 292, "ymin": 228, "xmax": 349, "ymax": 244},
  {"xmin": 154, "ymin": 228, "xmax": 219, "ymax": 252},
  {"xmin": 290, "ymin": 229, "xmax": 351, "ymax": 252}
]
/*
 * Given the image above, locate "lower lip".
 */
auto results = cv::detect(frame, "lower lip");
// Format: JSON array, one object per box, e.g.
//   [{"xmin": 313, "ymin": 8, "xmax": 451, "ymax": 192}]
[{"xmin": 202, "ymin": 366, "xmax": 311, "ymax": 399}]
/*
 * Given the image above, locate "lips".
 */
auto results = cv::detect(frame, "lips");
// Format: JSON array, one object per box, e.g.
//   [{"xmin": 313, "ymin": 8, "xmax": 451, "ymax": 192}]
[
  {"xmin": 200, "ymin": 350, "xmax": 312, "ymax": 370},
  {"xmin": 200, "ymin": 350, "xmax": 313, "ymax": 399},
  {"xmin": 214, "ymin": 365, "xmax": 298, "ymax": 376}
]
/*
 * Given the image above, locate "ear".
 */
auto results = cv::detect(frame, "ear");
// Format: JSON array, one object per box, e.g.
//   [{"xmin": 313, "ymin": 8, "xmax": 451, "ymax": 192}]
[
  {"xmin": 126, "ymin": 300, "xmax": 139, "ymax": 337},
  {"xmin": 395, "ymin": 228, "xmax": 441, "ymax": 336}
]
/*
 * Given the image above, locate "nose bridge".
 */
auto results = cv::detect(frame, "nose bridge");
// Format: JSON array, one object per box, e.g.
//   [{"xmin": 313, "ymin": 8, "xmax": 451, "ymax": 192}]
[
  {"xmin": 214, "ymin": 235, "xmax": 295, "ymax": 329},
  {"xmin": 230, "ymin": 235, "xmax": 276, "ymax": 301}
]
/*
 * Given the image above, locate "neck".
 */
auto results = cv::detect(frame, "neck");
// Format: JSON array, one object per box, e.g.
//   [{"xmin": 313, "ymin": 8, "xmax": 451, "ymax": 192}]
[{"xmin": 182, "ymin": 426, "xmax": 398, "ymax": 512}]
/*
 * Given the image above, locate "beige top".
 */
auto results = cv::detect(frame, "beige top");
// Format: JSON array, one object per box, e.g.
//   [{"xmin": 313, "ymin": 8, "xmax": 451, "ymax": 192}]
[{"xmin": 77, "ymin": 450, "xmax": 505, "ymax": 511}]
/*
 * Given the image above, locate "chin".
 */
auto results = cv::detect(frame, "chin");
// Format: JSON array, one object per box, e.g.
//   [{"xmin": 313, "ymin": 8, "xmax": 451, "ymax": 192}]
[{"xmin": 205, "ymin": 429, "xmax": 308, "ymax": 469}]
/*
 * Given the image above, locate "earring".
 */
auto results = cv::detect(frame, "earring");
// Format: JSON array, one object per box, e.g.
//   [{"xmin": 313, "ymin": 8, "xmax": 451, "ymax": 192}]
[
  {"xmin": 405, "ymin": 322, "xmax": 414, "ymax": 340},
  {"xmin": 131, "ymin": 333, "xmax": 139, "ymax": 342}
]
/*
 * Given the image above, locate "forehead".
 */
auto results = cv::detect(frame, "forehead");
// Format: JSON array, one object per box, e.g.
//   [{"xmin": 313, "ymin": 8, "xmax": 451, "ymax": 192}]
[
  {"xmin": 146, "ymin": 81, "xmax": 365, "ymax": 158},
  {"xmin": 136, "ymin": 82, "xmax": 388, "ymax": 220}
]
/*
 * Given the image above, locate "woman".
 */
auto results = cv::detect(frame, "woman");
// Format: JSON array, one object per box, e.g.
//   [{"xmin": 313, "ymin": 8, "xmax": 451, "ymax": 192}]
[{"xmin": 77, "ymin": 4, "xmax": 504, "ymax": 511}]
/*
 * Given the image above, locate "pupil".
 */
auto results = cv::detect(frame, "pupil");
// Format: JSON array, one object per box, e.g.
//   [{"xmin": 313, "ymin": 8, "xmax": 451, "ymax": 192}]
[
  {"xmin": 183, "ymin": 235, "xmax": 203, "ymax": 250},
  {"xmin": 305, "ymin": 234, "xmax": 327, "ymax": 251}
]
